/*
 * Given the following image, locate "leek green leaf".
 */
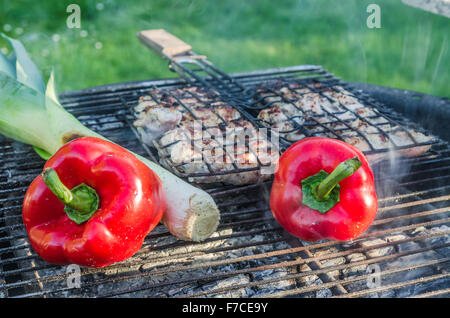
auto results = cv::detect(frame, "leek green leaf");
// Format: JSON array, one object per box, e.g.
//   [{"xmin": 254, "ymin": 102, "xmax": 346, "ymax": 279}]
[{"xmin": 1, "ymin": 34, "xmax": 45, "ymax": 94}]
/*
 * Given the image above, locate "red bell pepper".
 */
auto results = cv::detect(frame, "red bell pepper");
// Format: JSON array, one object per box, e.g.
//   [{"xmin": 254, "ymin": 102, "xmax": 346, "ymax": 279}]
[
  {"xmin": 270, "ymin": 137, "xmax": 378, "ymax": 241},
  {"xmin": 22, "ymin": 137, "xmax": 166, "ymax": 267}
]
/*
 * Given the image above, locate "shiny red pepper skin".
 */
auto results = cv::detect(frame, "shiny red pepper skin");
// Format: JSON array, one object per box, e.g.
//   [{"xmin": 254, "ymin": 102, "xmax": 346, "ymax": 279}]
[
  {"xmin": 270, "ymin": 137, "xmax": 378, "ymax": 241},
  {"xmin": 22, "ymin": 137, "xmax": 166, "ymax": 267}
]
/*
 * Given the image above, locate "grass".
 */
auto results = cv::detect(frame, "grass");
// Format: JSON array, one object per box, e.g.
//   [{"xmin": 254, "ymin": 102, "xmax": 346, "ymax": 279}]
[{"xmin": 0, "ymin": 0, "xmax": 448, "ymax": 96}]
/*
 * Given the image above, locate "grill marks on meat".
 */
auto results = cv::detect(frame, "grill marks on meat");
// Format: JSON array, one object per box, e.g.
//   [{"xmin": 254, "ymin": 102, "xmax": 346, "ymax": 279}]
[
  {"xmin": 255, "ymin": 81, "xmax": 434, "ymax": 163},
  {"xmin": 133, "ymin": 81, "xmax": 435, "ymax": 185},
  {"xmin": 133, "ymin": 86, "xmax": 278, "ymax": 185},
  {"xmin": 134, "ymin": 96, "xmax": 183, "ymax": 145}
]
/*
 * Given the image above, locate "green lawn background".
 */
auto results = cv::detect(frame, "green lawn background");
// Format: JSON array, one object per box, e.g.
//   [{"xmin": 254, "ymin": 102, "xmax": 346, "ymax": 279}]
[{"xmin": 0, "ymin": 0, "xmax": 448, "ymax": 97}]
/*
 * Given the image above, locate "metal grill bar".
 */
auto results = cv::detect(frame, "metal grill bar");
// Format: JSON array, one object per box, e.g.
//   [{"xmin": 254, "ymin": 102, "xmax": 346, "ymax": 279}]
[
  {"xmin": 409, "ymin": 288, "xmax": 450, "ymax": 298},
  {"xmin": 13, "ymin": 233, "xmax": 448, "ymax": 298},
  {"xmin": 265, "ymin": 259, "xmax": 450, "ymax": 298},
  {"xmin": 333, "ymin": 272, "xmax": 450, "ymax": 299},
  {"xmin": 185, "ymin": 253, "xmax": 450, "ymax": 298},
  {"xmin": 1, "ymin": 210, "xmax": 448, "ymax": 276},
  {"xmin": 1, "ymin": 207, "xmax": 448, "ymax": 296},
  {"xmin": 168, "ymin": 56, "xmax": 247, "ymax": 96}
]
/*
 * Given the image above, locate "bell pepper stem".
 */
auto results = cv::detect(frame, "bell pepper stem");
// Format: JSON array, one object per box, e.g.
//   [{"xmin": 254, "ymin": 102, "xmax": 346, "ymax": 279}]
[
  {"xmin": 314, "ymin": 156, "xmax": 362, "ymax": 201},
  {"xmin": 42, "ymin": 168, "xmax": 99, "ymax": 224}
]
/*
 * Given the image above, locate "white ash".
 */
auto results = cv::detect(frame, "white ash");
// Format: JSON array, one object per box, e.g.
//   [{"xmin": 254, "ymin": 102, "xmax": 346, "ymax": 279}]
[
  {"xmin": 195, "ymin": 274, "xmax": 251, "ymax": 298},
  {"xmin": 249, "ymin": 267, "xmax": 298, "ymax": 297},
  {"xmin": 346, "ymin": 226, "xmax": 449, "ymax": 298},
  {"xmin": 313, "ymin": 247, "xmax": 347, "ymax": 279},
  {"xmin": 58, "ymin": 223, "xmax": 296, "ymax": 297},
  {"xmin": 342, "ymin": 253, "xmax": 367, "ymax": 277},
  {"xmin": 4, "ymin": 223, "xmax": 449, "ymax": 298},
  {"xmin": 360, "ymin": 238, "xmax": 394, "ymax": 258}
]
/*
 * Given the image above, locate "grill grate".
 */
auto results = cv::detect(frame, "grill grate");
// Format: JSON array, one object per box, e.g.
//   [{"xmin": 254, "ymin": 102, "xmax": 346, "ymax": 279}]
[
  {"xmin": 244, "ymin": 77, "xmax": 437, "ymax": 154},
  {"xmin": 126, "ymin": 67, "xmax": 438, "ymax": 186},
  {"xmin": 0, "ymin": 67, "xmax": 449, "ymax": 298},
  {"xmin": 127, "ymin": 84, "xmax": 279, "ymax": 185}
]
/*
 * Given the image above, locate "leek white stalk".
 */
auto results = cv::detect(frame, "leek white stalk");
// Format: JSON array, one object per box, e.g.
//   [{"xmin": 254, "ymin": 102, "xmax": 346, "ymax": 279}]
[{"xmin": 0, "ymin": 34, "xmax": 219, "ymax": 242}]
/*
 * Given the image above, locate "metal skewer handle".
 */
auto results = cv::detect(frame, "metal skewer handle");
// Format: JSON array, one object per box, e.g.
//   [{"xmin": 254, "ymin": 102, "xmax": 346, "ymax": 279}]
[{"xmin": 137, "ymin": 29, "xmax": 245, "ymax": 93}]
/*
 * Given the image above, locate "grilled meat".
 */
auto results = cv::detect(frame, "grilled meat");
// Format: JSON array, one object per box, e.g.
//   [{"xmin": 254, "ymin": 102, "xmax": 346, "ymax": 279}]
[
  {"xmin": 133, "ymin": 81, "xmax": 434, "ymax": 185},
  {"xmin": 133, "ymin": 96, "xmax": 183, "ymax": 145},
  {"xmin": 134, "ymin": 86, "xmax": 278, "ymax": 185},
  {"xmin": 255, "ymin": 81, "xmax": 434, "ymax": 163}
]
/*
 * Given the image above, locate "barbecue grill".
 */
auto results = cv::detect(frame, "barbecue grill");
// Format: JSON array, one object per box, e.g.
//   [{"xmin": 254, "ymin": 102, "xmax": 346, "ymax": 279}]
[{"xmin": 0, "ymin": 30, "xmax": 449, "ymax": 298}]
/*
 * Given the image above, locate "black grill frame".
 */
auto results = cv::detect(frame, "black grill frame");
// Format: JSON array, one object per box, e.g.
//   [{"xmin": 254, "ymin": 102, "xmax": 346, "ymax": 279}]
[{"xmin": 125, "ymin": 63, "xmax": 439, "ymax": 186}]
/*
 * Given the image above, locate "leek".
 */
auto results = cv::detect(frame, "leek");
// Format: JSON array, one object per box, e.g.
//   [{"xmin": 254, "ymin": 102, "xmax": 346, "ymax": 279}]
[{"xmin": 0, "ymin": 34, "xmax": 220, "ymax": 242}]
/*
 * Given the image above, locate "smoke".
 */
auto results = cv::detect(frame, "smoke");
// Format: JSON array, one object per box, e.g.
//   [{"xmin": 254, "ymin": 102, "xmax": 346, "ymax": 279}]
[{"xmin": 371, "ymin": 146, "xmax": 413, "ymax": 201}]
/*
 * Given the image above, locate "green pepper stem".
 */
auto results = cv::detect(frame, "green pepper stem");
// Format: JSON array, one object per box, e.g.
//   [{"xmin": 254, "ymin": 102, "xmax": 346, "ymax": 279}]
[
  {"xmin": 42, "ymin": 168, "xmax": 99, "ymax": 223},
  {"xmin": 314, "ymin": 156, "xmax": 362, "ymax": 201}
]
